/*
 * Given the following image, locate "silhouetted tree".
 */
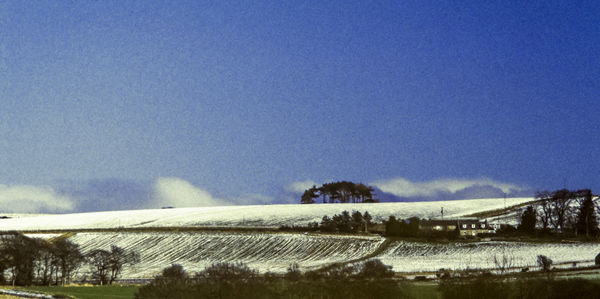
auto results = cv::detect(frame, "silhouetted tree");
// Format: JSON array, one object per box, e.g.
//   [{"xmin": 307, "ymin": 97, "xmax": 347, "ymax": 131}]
[
  {"xmin": 33, "ymin": 239, "xmax": 55, "ymax": 286},
  {"xmin": 134, "ymin": 264, "xmax": 193, "ymax": 299},
  {"xmin": 320, "ymin": 215, "xmax": 336, "ymax": 232},
  {"xmin": 300, "ymin": 185, "xmax": 319, "ymax": 204},
  {"xmin": 0, "ymin": 233, "xmax": 37, "ymax": 286},
  {"xmin": 576, "ymin": 189, "xmax": 598, "ymax": 237},
  {"xmin": 549, "ymin": 189, "xmax": 573, "ymax": 232},
  {"xmin": 301, "ymin": 181, "xmax": 377, "ymax": 204},
  {"xmin": 537, "ymin": 255, "xmax": 553, "ymax": 272},
  {"xmin": 332, "ymin": 211, "xmax": 352, "ymax": 233},
  {"xmin": 53, "ymin": 238, "xmax": 84, "ymax": 285},
  {"xmin": 351, "ymin": 210, "xmax": 365, "ymax": 232},
  {"xmin": 285, "ymin": 263, "xmax": 301, "ymax": 281},
  {"xmin": 536, "ymin": 190, "xmax": 553, "ymax": 231},
  {"xmin": 356, "ymin": 259, "xmax": 394, "ymax": 279},
  {"xmin": 87, "ymin": 249, "xmax": 111, "ymax": 285},
  {"xmin": 363, "ymin": 211, "xmax": 373, "ymax": 225},
  {"xmin": 108, "ymin": 245, "xmax": 140, "ymax": 284},
  {"xmin": 518, "ymin": 205, "xmax": 537, "ymax": 235}
]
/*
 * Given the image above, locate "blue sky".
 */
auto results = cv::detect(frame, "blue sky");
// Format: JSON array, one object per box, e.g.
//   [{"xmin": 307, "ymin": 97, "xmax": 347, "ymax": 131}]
[{"xmin": 0, "ymin": 1, "xmax": 599, "ymax": 212}]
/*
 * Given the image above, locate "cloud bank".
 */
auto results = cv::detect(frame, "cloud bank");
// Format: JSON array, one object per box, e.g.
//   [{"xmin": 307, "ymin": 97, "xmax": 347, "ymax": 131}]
[
  {"xmin": 2, "ymin": 176, "xmax": 531, "ymax": 214},
  {"xmin": 0, "ymin": 184, "xmax": 74, "ymax": 213},
  {"xmin": 371, "ymin": 177, "xmax": 529, "ymax": 201},
  {"xmin": 152, "ymin": 177, "xmax": 228, "ymax": 208},
  {"xmin": 285, "ymin": 180, "xmax": 318, "ymax": 193}
]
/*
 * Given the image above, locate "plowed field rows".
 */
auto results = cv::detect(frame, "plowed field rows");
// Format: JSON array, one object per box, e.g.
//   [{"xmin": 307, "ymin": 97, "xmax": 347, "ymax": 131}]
[{"xmin": 68, "ymin": 232, "xmax": 384, "ymax": 278}]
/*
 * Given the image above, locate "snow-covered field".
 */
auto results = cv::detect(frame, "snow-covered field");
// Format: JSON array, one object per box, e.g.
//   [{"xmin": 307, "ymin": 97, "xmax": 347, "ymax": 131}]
[
  {"xmin": 25, "ymin": 231, "xmax": 600, "ymax": 279},
  {"xmin": 377, "ymin": 241, "xmax": 600, "ymax": 273},
  {"xmin": 67, "ymin": 232, "xmax": 383, "ymax": 279},
  {"xmin": 8, "ymin": 197, "xmax": 594, "ymax": 280},
  {"xmin": 0, "ymin": 197, "xmax": 533, "ymax": 231}
]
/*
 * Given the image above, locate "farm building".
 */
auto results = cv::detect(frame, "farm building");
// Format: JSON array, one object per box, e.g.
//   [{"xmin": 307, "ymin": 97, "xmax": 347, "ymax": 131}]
[
  {"xmin": 369, "ymin": 218, "xmax": 495, "ymax": 236},
  {"xmin": 420, "ymin": 218, "xmax": 494, "ymax": 236}
]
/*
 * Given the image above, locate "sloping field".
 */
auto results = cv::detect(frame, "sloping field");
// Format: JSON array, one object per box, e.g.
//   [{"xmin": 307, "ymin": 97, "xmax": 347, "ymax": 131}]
[
  {"xmin": 28, "ymin": 231, "xmax": 600, "ymax": 279},
  {"xmin": 67, "ymin": 232, "xmax": 384, "ymax": 279},
  {"xmin": 377, "ymin": 240, "xmax": 600, "ymax": 273},
  {"xmin": 0, "ymin": 197, "xmax": 533, "ymax": 231}
]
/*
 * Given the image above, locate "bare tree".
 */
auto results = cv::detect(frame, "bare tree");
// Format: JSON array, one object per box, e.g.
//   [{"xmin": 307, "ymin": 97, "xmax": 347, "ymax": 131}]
[
  {"xmin": 536, "ymin": 191, "xmax": 553, "ymax": 231},
  {"xmin": 549, "ymin": 189, "xmax": 573, "ymax": 232},
  {"xmin": 108, "ymin": 245, "xmax": 140, "ymax": 284},
  {"xmin": 53, "ymin": 238, "xmax": 84, "ymax": 285},
  {"xmin": 87, "ymin": 249, "xmax": 111, "ymax": 285}
]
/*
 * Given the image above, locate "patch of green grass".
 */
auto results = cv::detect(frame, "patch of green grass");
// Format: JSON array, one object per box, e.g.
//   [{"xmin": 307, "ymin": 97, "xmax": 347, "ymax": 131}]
[
  {"xmin": 15, "ymin": 285, "xmax": 139, "ymax": 299},
  {"xmin": 403, "ymin": 282, "xmax": 441, "ymax": 299}
]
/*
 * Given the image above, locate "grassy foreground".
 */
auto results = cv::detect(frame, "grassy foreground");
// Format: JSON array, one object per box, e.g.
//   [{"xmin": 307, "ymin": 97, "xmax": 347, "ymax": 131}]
[
  {"xmin": 10, "ymin": 285, "xmax": 139, "ymax": 299},
  {"xmin": 10, "ymin": 283, "xmax": 439, "ymax": 299}
]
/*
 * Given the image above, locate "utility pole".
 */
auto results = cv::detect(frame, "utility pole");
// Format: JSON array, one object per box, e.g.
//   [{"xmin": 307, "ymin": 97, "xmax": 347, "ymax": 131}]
[{"xmin": 441, "ymin": 207, "xmax": 444, "ymax": 220}]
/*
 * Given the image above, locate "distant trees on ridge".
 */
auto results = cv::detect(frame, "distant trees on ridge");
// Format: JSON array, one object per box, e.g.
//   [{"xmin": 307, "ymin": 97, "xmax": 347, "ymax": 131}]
[{"xmin": 301, "ymin": 181, "xmax": 377, "ymax": 204}]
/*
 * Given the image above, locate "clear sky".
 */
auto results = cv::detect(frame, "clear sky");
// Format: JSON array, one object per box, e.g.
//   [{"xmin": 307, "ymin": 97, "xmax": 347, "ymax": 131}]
[{"xmin": 1, "ymin": 1, "xmax": 599, "ymax": 213}]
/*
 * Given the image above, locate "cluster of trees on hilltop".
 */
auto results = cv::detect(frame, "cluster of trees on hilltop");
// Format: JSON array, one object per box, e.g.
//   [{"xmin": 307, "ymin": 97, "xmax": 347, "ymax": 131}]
[
  {"xmin": 301, "ymin": 181, "xmax": 377, "ymax": 204},
  {"xmin": 0, "ymin": 233, "xmax": 139, "ymax": 286},
  {"xmin": 517, "ymin": 188, "xmax": 599, "ymax": 237}
]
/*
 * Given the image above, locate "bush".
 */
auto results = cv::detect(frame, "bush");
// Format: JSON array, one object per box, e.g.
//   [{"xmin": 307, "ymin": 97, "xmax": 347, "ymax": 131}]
[
  {"xmin": 356, "ymin": 259, "xmax": 394, "ymax": 279},
  {"xmin": 136, "ymin": 261, "xmax": 407, "ymax": 299},
  {"xmin": 135, "ymin": 264, "xmax": 195, "ymax": 299},
  {"xmin": 537, "ymin": 255, "xmax": 553, "ymax": 272},
  {"xmin": 285, "ymin": 263, "xmax": 301, "ymax": 281}
]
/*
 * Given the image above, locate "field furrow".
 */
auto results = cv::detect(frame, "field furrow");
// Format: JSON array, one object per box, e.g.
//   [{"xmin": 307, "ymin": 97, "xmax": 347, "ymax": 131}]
[
  {"xmin": 376, "ymin": 241, "xmax": 600, "ymax": 273},
  {"xmin": 67, "ymin": 232, "xmax": 384, "ymax": 279}
]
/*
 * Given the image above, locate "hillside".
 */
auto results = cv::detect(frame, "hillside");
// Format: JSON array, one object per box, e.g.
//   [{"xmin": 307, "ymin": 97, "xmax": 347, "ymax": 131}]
[
  {"xmin": 8, "ymin": 197, "xmax": 585, "ymax": 280},
  {"xmin": 0, "ymin": 197, "xmax": 534, "ymax": 231}
]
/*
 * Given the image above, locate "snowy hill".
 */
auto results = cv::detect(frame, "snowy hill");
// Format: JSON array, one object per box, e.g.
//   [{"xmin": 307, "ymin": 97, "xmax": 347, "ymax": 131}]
[
  {"xmin": 0, "ymin": 197, "xmax": 534, "ymax": 231},
  {"xmin": 5, "ymin": 197, "xmax": 566, "ymax": 279}
]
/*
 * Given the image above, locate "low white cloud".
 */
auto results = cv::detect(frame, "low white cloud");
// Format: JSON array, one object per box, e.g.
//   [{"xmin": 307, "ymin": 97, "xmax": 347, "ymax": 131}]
[
  {"xmin": 0, "ymin": 184, "xmax": 75, "ymax": 213},
  {"xmin": 152, "ymin": 177, "xmax": 227, "ymax": 208},
  {"xmin": 285, "ymin": 180, "xmax": 318, "ymax": 193},
  {"xmin": 371, "ymin": 177, "xmax": 526, "ymax": 198}
]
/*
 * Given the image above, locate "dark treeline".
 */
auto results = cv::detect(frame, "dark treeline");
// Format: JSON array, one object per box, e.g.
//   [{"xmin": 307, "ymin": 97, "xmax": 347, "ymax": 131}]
[
  {"xmin": 301, "ymin": 181, "xmax": 377, "ymax": 204},
  {"xmin": 439, "ymin": 275, "xmax": 600, "ymax": 299},
  {"xmin": 319, "ymin": 211, "xmax": 373, "ymax": 233},
  {"xmin": 136, "ymin": 260, "xmax": 600, "ymax": 299},
  {"xmin": 385, "ymin": 216, "xmax": 459, "ymax": 239},
  {"xmin": 279, "ymin": 210, "xmax": 373, "ymax": 234},
  {"xmin": 0, "ymin": 233, "xmax": 139, "ymax": 286},
  {"xmin": 385, "ymin": 216, "xmax": 421, "ymax": 237},
  {"xmin": 136, "ymin": 260, "xmax": 407, "ymax": 299},
  {"xmin": 515, "ymin": 188, "xmax": 600, "ymax": 238}
]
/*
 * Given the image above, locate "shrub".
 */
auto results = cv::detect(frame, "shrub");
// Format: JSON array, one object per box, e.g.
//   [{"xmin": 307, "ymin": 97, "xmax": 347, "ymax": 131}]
[
  {"xmin": 356, "ymin": 259, "xmax": 394, "ymax": 279},
  {"xmin": 285, "ymin": 263, "xmax": 301, "ymax": 281},
  {"xmin": 137, "ymin": 261, "xmax": 408, "ymax": 299},
  {"xmin": 537, "ymin": 255, "xmax": 553, "ymax": 272},
  {"xmin": 135, "ymin": 264, "xmax": 194, "ymax": 299}
]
